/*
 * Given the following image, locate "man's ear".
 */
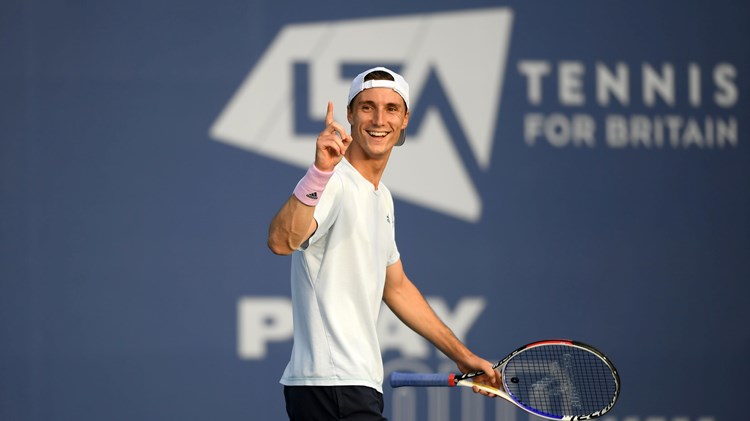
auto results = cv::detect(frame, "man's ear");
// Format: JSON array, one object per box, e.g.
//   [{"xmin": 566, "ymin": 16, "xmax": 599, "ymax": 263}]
[{"xmin": 401, "ymin": 111, "xmax": 410, "ymax": 129}]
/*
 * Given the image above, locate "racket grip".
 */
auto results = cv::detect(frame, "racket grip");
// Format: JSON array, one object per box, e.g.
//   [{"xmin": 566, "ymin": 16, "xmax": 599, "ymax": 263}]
[{"xmin": 389, "ymin": 372, "xmax": 456, "ymax": 388}]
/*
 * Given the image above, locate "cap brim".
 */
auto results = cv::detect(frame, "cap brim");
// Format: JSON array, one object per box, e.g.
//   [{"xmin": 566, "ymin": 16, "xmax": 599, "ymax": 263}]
[{"xmin": 396, "ymin": 129, "xmax": 406, "ymax": 146}]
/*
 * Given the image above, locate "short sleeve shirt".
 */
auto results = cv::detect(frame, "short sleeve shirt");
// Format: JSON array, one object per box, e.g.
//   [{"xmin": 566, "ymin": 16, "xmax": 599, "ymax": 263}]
[{"xmin": 280, "ymin": 158, "xmax": 400, "ymax": 393}]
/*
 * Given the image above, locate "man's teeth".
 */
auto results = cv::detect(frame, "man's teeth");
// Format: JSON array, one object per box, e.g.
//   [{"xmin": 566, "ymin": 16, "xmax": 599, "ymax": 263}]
[{"xmin": 367, "ymin": 131, "xmax": 388, "ymax": 137}]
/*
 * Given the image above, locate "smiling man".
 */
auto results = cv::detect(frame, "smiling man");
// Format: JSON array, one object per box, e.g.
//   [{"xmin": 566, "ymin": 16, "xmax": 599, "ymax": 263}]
[{"xmin": 267, "ymin": 67, "xmax": 498, "ymax": 420}]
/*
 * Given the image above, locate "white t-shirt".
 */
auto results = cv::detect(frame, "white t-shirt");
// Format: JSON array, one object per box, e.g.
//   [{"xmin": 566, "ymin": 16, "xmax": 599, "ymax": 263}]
[{"xmin": 280, "ymin": 158, "xmax": 400, "ymax": 393}]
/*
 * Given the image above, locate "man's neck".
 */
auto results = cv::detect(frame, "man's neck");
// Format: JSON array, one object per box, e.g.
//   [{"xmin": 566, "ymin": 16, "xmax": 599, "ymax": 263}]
[{"xmin": 345, "ymin": 149, "xmax": 390, "ymax": 189}]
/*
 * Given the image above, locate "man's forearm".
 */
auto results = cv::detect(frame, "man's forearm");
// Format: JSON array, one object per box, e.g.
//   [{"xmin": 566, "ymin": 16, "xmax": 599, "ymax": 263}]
[{"xmin": 383, "ymin": 274, "xmax": 472, "ymax": 363}]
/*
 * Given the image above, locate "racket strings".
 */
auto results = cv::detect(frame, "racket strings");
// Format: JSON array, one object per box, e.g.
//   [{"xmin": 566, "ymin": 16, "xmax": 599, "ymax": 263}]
[{"xmin": 504, "ymin": 345, "xmax": 617, "ymax": 418}]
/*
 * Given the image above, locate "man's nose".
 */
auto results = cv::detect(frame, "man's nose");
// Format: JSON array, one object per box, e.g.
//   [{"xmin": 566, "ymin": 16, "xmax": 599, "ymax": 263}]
[{"xmin": 372, "ymin": 108, "xmax": 385, "ymax": 125}]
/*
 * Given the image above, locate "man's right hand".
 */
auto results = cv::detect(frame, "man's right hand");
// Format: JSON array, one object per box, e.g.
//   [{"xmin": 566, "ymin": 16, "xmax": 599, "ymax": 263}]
[{"xmin": 315, "ymin": 101, "xmax": 352, "ymax": 171}]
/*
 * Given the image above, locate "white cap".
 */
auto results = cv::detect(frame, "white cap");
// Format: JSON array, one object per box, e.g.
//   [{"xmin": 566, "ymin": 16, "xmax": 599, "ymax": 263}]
[{"xmin": 347, "ymin": 67, "xmax": 410, "ymax": 146}]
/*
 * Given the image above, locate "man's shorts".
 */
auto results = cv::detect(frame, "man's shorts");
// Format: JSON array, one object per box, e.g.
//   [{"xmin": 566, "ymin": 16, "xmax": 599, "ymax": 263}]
[{"xmin": 283, "ymin": 385, "xmax": 387, "ymax": 421}]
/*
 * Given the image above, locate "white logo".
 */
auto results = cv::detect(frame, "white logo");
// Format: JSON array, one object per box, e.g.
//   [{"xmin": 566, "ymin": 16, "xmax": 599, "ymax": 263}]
[
  {"xmin": 210, "ymin": 8, "xmax": 514, "ymax": 222},
  {"xmin": 237, "ymin": 296, "xmax": 485, "ymax": 360}
]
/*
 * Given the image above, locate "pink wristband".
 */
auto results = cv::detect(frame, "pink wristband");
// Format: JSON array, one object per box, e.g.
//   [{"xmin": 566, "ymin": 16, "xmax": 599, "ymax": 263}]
[{"xmin": 293, "ymin": 164, "xmax": 334, "ymax": 206}]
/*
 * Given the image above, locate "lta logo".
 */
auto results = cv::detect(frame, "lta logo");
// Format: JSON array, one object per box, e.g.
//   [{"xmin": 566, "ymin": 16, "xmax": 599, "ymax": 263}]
[{"xmin": 210, "ymin": 7, "xmax": 514, "ymax": 223}]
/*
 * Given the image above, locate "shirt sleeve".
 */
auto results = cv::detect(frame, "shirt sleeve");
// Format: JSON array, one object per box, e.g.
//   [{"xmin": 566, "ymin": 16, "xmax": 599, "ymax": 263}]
[{"xmin": 386, "ymin": 190, "xmax": 400, "ymax": 266}]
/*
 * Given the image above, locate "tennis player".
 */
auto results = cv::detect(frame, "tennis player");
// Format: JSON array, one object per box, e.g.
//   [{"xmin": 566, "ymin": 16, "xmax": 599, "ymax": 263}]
[{"xmin": 268, "ymin": 67, "xmax": 499, "ymax": 420}]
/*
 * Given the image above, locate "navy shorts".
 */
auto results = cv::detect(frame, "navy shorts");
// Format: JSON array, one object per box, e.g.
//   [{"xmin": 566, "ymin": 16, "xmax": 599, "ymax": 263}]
[{"xmin": 283, "ymin": 385, "xmax": 387, "ymax": 421}]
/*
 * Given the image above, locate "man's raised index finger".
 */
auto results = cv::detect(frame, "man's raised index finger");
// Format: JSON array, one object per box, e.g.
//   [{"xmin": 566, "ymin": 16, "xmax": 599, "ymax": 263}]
[{"xmin": 325, "ymin": 101, "xmax": 334, "ymax": 126}]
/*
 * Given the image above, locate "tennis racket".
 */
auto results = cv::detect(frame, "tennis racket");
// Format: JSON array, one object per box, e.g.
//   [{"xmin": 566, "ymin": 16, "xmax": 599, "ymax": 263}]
[{"xmin": 389, "ymin": 340, "xmax": 620, "ymax": 421}]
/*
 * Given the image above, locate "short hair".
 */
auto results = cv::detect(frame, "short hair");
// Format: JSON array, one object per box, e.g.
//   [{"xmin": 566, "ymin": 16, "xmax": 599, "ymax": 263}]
[{"xmin": 364, "ymin": 70, "xmax": 395, "ymax": 83}]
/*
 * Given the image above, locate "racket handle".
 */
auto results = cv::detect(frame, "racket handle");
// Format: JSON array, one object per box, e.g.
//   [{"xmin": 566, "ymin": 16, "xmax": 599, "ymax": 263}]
[{"xmin": 389, "ymin": 372, "xmax": 456, "ymax": 387}]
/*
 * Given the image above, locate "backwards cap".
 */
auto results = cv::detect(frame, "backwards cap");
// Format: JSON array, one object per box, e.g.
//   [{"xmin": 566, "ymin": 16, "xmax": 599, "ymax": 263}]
[{"xmin": 347, "ymin": 67, "xmax": 410, "ymax": 146}]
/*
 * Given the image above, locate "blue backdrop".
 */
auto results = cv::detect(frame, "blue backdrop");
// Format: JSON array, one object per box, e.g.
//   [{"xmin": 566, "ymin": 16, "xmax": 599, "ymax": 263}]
[{"xmin": 2, "ymin": 1, "xmax": 748, "ymax": 420}]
